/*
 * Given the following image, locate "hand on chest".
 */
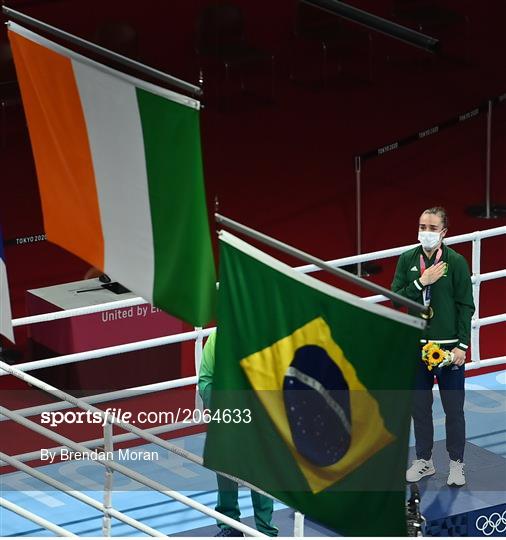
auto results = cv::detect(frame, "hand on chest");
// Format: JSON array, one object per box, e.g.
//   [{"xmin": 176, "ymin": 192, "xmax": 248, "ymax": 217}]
[{"xmin": 411, "ymin": 260, "xmax": 452, "ymax": 295}]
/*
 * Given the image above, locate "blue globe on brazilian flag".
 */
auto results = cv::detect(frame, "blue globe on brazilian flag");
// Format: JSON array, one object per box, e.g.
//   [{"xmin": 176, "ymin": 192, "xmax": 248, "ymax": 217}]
[
  {"xmin": 241, "ymin": 316, "xmax": 394, "ymax": 495},
  {"xmin": 204, "ymin": 231, "xmax": 424, "ymax": 537}
]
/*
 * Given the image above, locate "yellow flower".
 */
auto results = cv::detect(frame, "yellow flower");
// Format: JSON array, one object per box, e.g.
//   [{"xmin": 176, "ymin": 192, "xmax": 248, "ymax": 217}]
[
  {"xmin": 429, "ymin": 349, "xmax": 443, "ymax": 362},
  {"xmin": 422, "ymin": 342, "xmax": 448, "ymax": 371}
]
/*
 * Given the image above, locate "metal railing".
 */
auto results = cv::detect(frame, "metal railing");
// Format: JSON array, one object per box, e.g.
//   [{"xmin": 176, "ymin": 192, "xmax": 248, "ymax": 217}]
[
  {"xmin": 0, "ymin": 361, "xmax": 267, "ymax": 537},
  {"xmin": 9, "ymin": 225, "xmax": 505, "ymax": 371},
  {"xmin": 2, "ymin": 226, "xmax": 504, "ymax": 536}
]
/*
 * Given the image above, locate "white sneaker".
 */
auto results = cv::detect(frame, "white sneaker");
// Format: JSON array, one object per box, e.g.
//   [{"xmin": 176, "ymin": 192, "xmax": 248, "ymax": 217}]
[
  {"xmin": 406, "ymin": 458, "xmax": 435, "ymax": 482},
  {"xmin": 447, "ymin": 460, "xmax": 465, "ymax": 487}
]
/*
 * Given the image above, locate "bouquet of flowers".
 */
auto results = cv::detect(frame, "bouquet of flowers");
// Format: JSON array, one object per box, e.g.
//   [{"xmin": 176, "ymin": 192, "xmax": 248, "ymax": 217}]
[{"xmin": 422, "ymin": 342, "xmax": 454, "ymax": 371}]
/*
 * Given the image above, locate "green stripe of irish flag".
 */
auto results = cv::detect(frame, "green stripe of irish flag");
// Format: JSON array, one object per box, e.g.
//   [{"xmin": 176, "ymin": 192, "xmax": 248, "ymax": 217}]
[
  {"xmin": 137, "ymin": 88, "xmax": 216, "ymax": 324},
  {"xmin": 10, "ymin": 22, "xmax": 216, "ymax": 326}
]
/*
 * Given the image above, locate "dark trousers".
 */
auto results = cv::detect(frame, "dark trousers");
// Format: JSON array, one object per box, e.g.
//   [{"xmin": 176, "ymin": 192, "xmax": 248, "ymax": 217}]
[
  {"xmin": 216, "ymin": 474, "xmax": 278, "ymax": 536},
  {"xmin": 412, "ymin": 358, "xmax": 465, "ymax": 462}
]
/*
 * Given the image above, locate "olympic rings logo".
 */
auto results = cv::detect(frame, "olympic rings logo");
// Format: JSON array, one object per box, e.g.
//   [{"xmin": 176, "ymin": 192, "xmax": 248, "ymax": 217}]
[{"xmin": 475, "ymin": 511, "xmax": 506, "ymax": 536}]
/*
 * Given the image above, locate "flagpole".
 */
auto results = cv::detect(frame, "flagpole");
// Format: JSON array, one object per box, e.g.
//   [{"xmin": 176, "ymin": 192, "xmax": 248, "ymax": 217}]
[
  {"xmin": 215, "ymin": 213, "xmax": 429, "ymax": 316},
  {"xmin": 2, "ymin": 6, "xmax": 202, "ymax": 97}
]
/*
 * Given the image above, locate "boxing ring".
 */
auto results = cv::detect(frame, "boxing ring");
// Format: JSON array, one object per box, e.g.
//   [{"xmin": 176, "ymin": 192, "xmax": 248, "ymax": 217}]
[{"xmin": 1, "ymin": 225, "xmax": 505, "ymax": 536}]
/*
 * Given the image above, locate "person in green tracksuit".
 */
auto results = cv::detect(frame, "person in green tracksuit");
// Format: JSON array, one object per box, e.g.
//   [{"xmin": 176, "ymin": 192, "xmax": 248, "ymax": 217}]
[
  {"xmin": 199, "ymin": 330, "xmax": 278, "ymax": 537},
  {"xmin": 391, "ymin": 206, "xmax": 474, "ymax": 487}
]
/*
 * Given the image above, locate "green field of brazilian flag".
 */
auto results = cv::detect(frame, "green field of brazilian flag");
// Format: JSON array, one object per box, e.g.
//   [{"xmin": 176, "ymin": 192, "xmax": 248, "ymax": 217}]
[{"xmin": 204, "ymin": 231, "xmax": 424, "ymax": 536}]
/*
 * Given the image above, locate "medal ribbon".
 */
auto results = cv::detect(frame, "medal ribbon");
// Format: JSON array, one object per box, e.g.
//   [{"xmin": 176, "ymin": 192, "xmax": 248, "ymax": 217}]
[{"xmin": 420, "ymin": 248, "xmax": 442, "ymax": 307}]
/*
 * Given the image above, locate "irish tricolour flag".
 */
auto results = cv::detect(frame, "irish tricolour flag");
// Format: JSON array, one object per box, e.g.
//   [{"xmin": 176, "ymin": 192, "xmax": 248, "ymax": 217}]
[
  {"xmin": 8, "ymin": 22, "xmax": 216, "ymax": 326},
  {"xmin": 0, "ymin": 227, "xmax": 14, "ymax": 343}
]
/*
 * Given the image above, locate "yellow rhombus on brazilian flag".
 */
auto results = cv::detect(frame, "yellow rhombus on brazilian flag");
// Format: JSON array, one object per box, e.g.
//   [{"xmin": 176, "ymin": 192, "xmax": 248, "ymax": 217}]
[{"xmin": 203, "ymin": 231, "xmax": 424, "ymax": 537}]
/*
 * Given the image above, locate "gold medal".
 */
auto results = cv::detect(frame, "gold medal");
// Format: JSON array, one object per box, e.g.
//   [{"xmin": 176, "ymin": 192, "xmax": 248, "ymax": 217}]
[{"xmin": 421, "ymin": 307, "xmax": 434, "ymax": 320}]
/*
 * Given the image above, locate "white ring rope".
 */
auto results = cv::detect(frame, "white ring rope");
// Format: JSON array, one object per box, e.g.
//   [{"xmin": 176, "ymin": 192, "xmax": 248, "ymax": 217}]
[
  {"xmin": 1, "ymin": 350, "xmax": 503, "ymax": 469},
  {"xmin": 0, "ymin": 420, "xmax": 201, "ymax": 468},
  {"xmin": 296, "ymin": 227, "xmax": 506, "ymax": 274},
  {"xmin": 466, "ymin": 356, "xmax": 506, "ymax": 370},
  {"xmin": 0, "ymin": 359, "xmax": 277, "ymax": 502},
  {"xmin": 0, "ymin": 404, "xmax": 265, "ymax": 538},
  {"xmin": 5, "ymin": 229, "xmax": 502, "ymax": 374},
  {"xmin": 0, "ymin": 327, "xmax": 215, "ymax": 377},
  {"xmin": 1, "ymin": 226, "xmax": 504, "ymax": 537},
  {"xmin": 0, "ymin": 376, "xmax": 197, "ymax": 422},
  {"xmin": 472, "ymin": 270, "xmax": 506, "ymax": 283},
  {"xmin": 3, "ymin": 309, "xmax": 503, "ymax": 377},
  {"xmin": 473, "ymin": 314, "xmax": 506, "ymax": 327},
  {"xmin": 0, "ymin": 496, "xmax": 77, "ymax": 537},
  {"xmin": 11, "ymin": 228, "xmax": 505, "ymax": 328},
  {"xmin": 12, "ymin": 297, "xmax": 147, "ymax": 327},
  {"xmin": 0, "ymin": 452, "xmax": 165, "ymax": 537},
  {"xmin": 1, "ymin": 339, "xmax": 502, "ymax": 424}
]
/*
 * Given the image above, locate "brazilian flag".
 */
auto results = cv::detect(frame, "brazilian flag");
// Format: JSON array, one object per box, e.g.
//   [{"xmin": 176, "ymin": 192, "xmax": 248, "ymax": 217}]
[{"xmin": 204, "ymin": 231, "xmax": 424, "ymax": 536}]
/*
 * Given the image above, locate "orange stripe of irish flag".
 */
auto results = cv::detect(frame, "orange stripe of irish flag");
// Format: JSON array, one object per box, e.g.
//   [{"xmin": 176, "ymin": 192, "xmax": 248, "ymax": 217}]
[{"xmin": 9, "ymin": 30, "xmax": 104, "ymax": 270}]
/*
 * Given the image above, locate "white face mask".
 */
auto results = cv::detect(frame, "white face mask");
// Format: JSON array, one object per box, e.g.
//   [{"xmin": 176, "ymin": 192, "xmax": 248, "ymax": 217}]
[{"xmin": 418, "ymin": 231, "xmax": 441, "ymax": 250}]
